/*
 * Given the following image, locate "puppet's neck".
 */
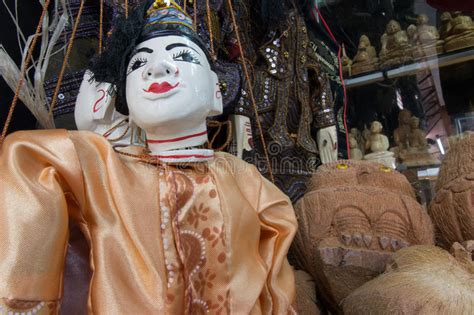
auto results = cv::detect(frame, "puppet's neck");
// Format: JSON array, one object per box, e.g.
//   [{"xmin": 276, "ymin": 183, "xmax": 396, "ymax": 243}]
[{"xmin": 145, "ymin": 122, "xmax": 209, "ymax": 154}]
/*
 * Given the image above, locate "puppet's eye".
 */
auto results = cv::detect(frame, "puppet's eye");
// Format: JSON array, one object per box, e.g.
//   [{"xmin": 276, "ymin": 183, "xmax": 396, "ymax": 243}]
[
  {"xmin": 173, "ymin": 50, "xmax": 200, "ymax": 65},
  {"xmin": 128, "ymin": 57, "xmax": 148, "ymax": 74}
]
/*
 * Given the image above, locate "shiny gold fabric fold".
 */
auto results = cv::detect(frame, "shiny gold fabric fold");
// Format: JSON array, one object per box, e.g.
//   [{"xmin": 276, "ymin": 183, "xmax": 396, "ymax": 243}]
[{"xmin": 0, "ymin": 129, "xmax": 297, "ymax": 314}]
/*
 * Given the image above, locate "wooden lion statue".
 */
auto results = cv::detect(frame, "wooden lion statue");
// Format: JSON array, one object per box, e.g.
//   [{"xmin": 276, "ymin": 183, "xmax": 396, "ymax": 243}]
[
  {"xmin": 291, "ymin": 160, "xmax": 434, "ymax": 313},
  {"xmin": 430, "ymin": 133, "xmax": 474, "ymax": 249}
]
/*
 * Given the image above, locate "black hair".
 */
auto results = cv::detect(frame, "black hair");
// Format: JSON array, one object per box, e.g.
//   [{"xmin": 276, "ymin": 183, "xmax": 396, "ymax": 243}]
[
  {"xmin": 89, "ymin": 0, "xmax": 213, "ymax": 115},
  {"xmin": 89, "ymin": 0, "xmax": 152, "ymax": 115}
]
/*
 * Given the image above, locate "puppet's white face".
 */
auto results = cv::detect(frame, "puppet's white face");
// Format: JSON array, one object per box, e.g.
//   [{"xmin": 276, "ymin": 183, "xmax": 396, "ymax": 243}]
[{"xmin": 125, "ymin": 35, "xmax": 222, "ymax": 133}]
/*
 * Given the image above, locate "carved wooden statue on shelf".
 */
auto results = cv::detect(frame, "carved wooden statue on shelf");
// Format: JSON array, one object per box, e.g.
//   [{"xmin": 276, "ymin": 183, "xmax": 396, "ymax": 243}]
[
  {"xmin": 349, "ymin": 133, "xmax": 363, "ymax": 160},
  {"xmin": 393, "ymin": 109, "xmax": 412, "ymax": 150},
  {"xmin": 429, "ymin": 134, "xmax": 474, "ymax": 249},
  {"xmin": 440, "ymin": 12, "xmax": 453, "ymax": 39},
  {"xmin": 351, "ymin": 35, "xmax": 379, "ymax": 75},
  {"xmin": 363, "ymin": 121, "xmax": 396, "ymax": 169},
  {"xmin": 394, "ymin": 112, "xmax": 440, "ymax": 167},
  {"xmin": 350, "ymin": 128, "xmax": 365, "ymax": 154},
  {"xmin": 442, "ymin": 11, "xmax": 474, "ymax": 52},
  {"xmin": 292, "ymin": 160, "xmax": 434, "ymax": 314},
  {"xmin": 341, "ymin": 44, "xmax": 352, "ymax": 77},
  {"xmin": 408, "ymin": 14, "xmax": 444, "ymax": 58},
  {"xmin": 343, "ymin": 243, "xmax": 474, "ymax": 314},
  {"xmin": 379, "ymin": 20, "xmax": 413, "ymax": 67},
  {"xmin": 400, "ymin": 116, "xmax": 440, "ymax": 166}
]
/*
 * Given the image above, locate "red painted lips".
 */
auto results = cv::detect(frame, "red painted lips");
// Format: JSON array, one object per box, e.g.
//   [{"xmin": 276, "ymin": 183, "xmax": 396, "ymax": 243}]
[{"xmin": 145, "ymin": 82, "xmax": 179, "ymax": 94}]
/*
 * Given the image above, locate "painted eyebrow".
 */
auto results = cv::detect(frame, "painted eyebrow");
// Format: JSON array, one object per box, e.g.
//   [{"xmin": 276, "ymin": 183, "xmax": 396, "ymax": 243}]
[
  {"xmin": 131, "ymin": 47, "xmax": 154, "ymax": 57},
  {"xmin": 165, "ymin": 43, "xmax": 201, "ymax": 56}
]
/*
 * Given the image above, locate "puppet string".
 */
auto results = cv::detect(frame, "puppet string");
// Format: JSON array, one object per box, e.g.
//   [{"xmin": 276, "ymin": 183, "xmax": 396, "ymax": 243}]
[
  {"xmin": 208, "ymin": 120, "xmax": 233, "ymax": 152},
  {"xmin": 99, "ymin": 0, "xmax": 104, "ymax": 53},
  {"xmin": 225, "ymin": 0, "xmax": 274, "ymax": 183},
  {"xmin": 193, "ymin": 0, "xmax": 197, "ymax": 29},
  {"xmin": 125, "ymin": 0, "xmax": 129, "ymax": 18},
  {"xmin": 48, "ymin": 0, "xmax": 86, "ymax": 118},
  {"xmin": 103, "ymin": 118, "xmax": 130, "ymax": 141},
  {"xmin": 0, "ymin": 0, "xmax": 52, "ymax": 144},
  {"xmin": 205, "ymin": 0, "xmax": 215, "ymax": 58},
  {"xmin": 313, "ymin": 4, "xmax": 350, "ymax": 158}
]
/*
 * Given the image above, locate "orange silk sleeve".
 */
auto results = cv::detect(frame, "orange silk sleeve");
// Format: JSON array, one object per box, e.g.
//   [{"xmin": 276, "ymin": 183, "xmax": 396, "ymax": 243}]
[
  {"xmin": 0, "ymin": 130, "xmax": 86, "ymax": 308},
  {"xmin": 254, "ymin": 172, "xmax": 298, "ymax": 314}
]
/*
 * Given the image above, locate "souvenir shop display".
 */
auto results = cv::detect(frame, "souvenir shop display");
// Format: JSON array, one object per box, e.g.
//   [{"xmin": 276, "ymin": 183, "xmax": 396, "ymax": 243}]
[
  {"xmin": 291, "ymin": 160, "xmax": 434, "ymax": 313},
  {"xmin": 2, "ymin": 0, "xmax": 474, "ymax": 314},
  {"xmin": 0, "ymin": 1, "xmax": 298, "ymax": 313}
]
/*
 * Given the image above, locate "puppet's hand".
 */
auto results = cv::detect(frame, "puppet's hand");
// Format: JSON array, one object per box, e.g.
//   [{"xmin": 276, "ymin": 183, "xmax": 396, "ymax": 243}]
[{"xmin": 317, "ymin": 126, "xmax": 338, "ymax": 164}]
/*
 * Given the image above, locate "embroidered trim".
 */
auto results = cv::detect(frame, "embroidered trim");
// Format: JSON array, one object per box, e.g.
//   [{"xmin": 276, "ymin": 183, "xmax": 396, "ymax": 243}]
[{"xmin": 147, "ymin": 131, "xmax": 208, "ymax": 144}]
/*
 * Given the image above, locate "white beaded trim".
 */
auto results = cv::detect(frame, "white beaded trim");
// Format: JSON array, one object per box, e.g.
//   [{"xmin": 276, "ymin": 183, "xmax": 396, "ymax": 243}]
[
  {"xmin": 159, "ymin": 176, "xmax": 175, "ymax": 288},
  {"xmin": 0, "ymin": 301, "xmax": 46, "ymax": 315},
  {"xmin": 192, "ymin": 299, "xmax": 209, "ymax": 313},
  {"xmin": 180, "ymin": 230, "xmax": 206, "ymax": 276}
]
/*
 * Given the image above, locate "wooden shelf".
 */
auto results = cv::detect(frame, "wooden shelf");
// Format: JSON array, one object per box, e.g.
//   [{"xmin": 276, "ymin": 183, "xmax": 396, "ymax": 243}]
[{"xmin": 344, "ymin": 48, "xmax": 474, "ymax": 89}]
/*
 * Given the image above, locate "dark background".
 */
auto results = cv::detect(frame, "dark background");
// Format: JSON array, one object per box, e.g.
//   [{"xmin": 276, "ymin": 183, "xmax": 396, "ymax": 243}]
[{"xmin": 0, "ymin": 0, "xmax": 42, "ymax": 134}]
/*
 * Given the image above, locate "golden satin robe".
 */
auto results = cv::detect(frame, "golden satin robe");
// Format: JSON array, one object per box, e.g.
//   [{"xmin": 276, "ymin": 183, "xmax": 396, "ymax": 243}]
[{"xmin": 0, "ymin": 130, "xmax": 297, "ymax": 314}]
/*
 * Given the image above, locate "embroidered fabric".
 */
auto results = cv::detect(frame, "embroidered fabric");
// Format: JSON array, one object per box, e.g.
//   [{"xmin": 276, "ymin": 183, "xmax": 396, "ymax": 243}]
[
  {"xmin": 0, "ymin": 299, "xmax": 59, "ymax": 315},
  {"xmin": 0, "ymin": 129, "xmax": 297, "ymax": 314},
  {"xmin": 239, "ymin": 10, "xmax": 338, "ymax": 202}
]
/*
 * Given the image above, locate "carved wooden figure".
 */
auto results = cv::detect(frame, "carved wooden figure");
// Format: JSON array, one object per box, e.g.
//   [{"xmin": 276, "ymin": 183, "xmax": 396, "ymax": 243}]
[
  {"xmin": 292, "ymin": 160, "xmax": 434, "ymax": 314},
  {"xmin": 379, "ymin": 20, "xmax": 413, "ymax": 67},
  {"xmin": 429, "ymin": 134, "xmax": 474, "ymax": 249},
  {"xmin": 443, "ymin": 11, "xmax": 474, "ymax": 52},
  {"xmin": 351, "ymin": 35, "xmax": 379, "ymax": 75},
  {"xmin": 343, "ymin": 243, "xmax": 474, "ymax": 314}
]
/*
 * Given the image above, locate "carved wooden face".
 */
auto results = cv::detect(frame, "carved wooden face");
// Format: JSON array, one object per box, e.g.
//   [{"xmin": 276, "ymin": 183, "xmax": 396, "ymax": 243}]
[
  {"xmin": 386, "ymin": 20, "xmax": 401, "ymax": 34},
  {"xmin": 358, "ymin": 35, "xmax": 370, "ymax": 48},
  {"xmin": 370, "ymin": 121, "xmax": 383, "ymax": 134},
  {"xmin": 440, "ymin": 12, "xmax": 452, "ymax": 22},
  {"xmin": 417, "ymin": 14, "xmax": 429, "ymax": 25},
  {"xmin": 125, "ymin": 35, "xmax": 222, "ymax": 133},
  {"xmin": 398, "ymin": 110, "xmax": 412, "ymax": 125},
  {"xmin": 292, "ymin": 161, "xmax": 434, "ymax": 313},
  {"xmin": 410, "ymin": 117, "xmax": 420, "ymax": 129}
]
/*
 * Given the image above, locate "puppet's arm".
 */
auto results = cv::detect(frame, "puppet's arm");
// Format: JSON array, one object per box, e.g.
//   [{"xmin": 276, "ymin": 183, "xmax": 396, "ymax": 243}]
[
  {"xmin": 0, "ymin": 130, "xmax": 85, "ymax": 314},
  {"xmin": 253, "ymin": 168, "xmax": 298, "ymax": 313}
]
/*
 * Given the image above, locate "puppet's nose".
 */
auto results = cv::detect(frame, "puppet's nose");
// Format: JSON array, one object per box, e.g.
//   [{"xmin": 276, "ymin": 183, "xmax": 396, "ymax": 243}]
[{"xmin": 144, "ymin": 60, "xmax": 178, "ymax": 79}]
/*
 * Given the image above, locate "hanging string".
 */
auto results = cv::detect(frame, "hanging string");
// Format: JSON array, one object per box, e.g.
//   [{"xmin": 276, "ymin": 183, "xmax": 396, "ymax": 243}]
[
  {"xmin": 312, "ymin": 4, "xmax": 350, "ymax": 159},
  {"xmin": 193, "ymin": 0, "xmax": 197, "ymax": 29},
  {"xmin": 225, "ymin": 0, "xmax": 274, "ymax": 182},
  {"xmin": 125, "ymin": 0, "xmax": 129, "ymax": 18},
  {"xmin": 205, "ymin": 0, "xmax": 215, "ymax": 58},
  {"xmin": 0, "ymin": 0, "xmax": 52, "ymax": 145},
  {"xmin": 48, "ymin": 0, "xmax": 86, "ymax": 118},
  {"xmin": 99, "ymin": 0, "xmax": 104, "ymax": 53},
  {"xmin": 183, "ymin": 0, "xmax": 187, "ymax": 13},
  {"xmin": 207, "ymin": 120, "xmax": 233, "ymax": 151},
  {"xmin": 103, "ymin": 118, "xmax": 130, "ymax": 142}
]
